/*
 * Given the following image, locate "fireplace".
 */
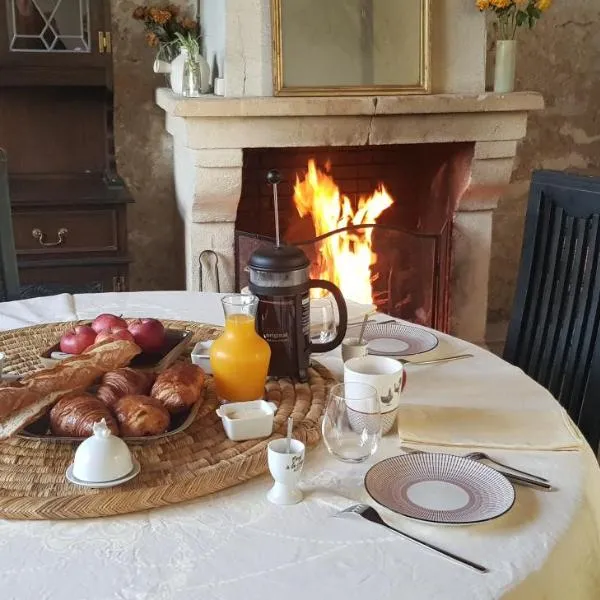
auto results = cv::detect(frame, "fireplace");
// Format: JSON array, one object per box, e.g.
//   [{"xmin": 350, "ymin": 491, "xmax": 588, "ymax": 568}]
[
  {"xmin": 155, "ymin": 0, "xmax": 544, "ymax": 345},
  {"xmin": 235, "ymin": 144, "xmax": 474, "ymax": 331}
]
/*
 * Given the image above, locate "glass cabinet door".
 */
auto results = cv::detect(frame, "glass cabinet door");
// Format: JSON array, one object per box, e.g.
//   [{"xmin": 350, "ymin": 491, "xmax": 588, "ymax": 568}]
[
  {"xmin": 0, "ymin": 0, "xmax": 107, "ymax": 73},
  {"xmin": 7, "ymin": 0, "xmax": 91, "ymax": 53}
]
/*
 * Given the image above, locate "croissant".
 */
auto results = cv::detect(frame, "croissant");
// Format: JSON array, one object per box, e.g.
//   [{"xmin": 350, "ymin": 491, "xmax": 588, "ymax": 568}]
[
  {"xmin": 50, "ymin": 392, "xmax": 119, "ymax": 437},
  {"xmin": 151, "ymin": 363, "xmax": 205, "ymax": 413},
  {"xmin": 113, "ymin": 394, "xmax": 170, "ymax": 437},
  {"xmin": 97, "ymin": 368, "xmax": 156, "ymax": 409}
]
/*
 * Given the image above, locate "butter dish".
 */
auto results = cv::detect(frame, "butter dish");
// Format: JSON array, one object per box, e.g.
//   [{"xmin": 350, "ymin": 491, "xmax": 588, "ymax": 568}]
[{"xmin": 216, "ymin": 400, "xmax": 277, "ymax": 441}]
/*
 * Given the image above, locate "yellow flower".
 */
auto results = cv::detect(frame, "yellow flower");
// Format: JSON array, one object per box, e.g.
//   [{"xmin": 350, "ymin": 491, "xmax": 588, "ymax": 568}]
[
  {"xmin": 491, "ymin": 0, "xmax": 512, "ymax": 7},
  {"xmin": 536, "ymin": 0, "xmax": 551, "ymax": 10},
  {"xmin": 476, "ymin": 0, "xmax": 490, "ymax": 9}
]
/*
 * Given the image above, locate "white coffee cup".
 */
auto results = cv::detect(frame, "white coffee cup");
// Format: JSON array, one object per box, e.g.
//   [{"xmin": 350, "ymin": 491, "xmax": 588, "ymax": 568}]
[{"xmin": 344, "ymin": 356, "xmax": 405, "ymax": 434}]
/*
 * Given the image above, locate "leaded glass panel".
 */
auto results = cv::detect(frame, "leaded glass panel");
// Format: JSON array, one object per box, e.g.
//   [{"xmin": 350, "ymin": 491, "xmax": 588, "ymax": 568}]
[{"xmin": 7, "ymin": 0, "xmax": 90, "ymax": 53}]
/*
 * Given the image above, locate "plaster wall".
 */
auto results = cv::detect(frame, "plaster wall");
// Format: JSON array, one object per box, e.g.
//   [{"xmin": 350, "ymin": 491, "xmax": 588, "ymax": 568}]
[{"xmin": 487, "ymin": 0, "xmax": 600, "ymax": 330}]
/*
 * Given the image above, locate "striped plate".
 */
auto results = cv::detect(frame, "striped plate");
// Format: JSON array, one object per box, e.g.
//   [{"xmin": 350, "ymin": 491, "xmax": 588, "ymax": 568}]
[
  {"xmin": 358, "ymin": 322, "xmax": 439, "ymax": 357},
  {"xmin": 365, "ymin": 453, "xmax": 515, "ymax": 525}
]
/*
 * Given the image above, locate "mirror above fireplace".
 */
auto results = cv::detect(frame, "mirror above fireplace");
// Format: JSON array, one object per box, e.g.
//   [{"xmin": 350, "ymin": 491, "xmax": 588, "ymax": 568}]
[{"xmin": 271, "ymin": 0, "xmax": 430, "ymax": 96}]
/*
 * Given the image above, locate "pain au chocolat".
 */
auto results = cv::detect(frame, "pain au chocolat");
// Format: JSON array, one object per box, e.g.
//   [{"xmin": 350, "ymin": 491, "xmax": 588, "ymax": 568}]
[
  {"xmin": 151, "ymin": 363, "xmax": 205, "ymax": 413},
  {"xmin": 113, "ymin": 394, "xmax": 170, "ymax": 437},
  {"xmin": 97, "ymin": 368, "xmax": 156, "ymax": 410},
  {"xmin": 50, "ymin": 392, "xmax": 119, "ymax": 437}
]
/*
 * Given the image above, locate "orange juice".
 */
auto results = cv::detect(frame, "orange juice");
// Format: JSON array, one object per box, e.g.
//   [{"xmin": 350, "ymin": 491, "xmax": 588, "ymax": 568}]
[{"xmin": 210, "ymin": 314, "xmax": 271, "ymax": 401}]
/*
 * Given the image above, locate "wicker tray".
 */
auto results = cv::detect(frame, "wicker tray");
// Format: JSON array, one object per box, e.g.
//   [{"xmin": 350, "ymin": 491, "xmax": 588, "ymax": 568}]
[{"xmin": 0, "ymin": 320, "xmax": 334, "ymax": 520}]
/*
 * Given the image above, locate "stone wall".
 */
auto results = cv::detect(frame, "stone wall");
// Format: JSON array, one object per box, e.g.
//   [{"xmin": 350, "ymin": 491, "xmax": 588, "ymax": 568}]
[
  {"xmin": 109, "ymin": 0, "xmax": 191, "ymax": 291},
  {"xmin": 487, "ymin": 0, "xmax": 600, "ymax": 329}
]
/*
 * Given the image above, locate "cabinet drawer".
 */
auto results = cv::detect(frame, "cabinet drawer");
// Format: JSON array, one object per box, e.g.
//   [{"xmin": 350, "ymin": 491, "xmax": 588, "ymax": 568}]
[{"xmin": 13, "ymin": 208, "xmax": 119, "ymax": 255}]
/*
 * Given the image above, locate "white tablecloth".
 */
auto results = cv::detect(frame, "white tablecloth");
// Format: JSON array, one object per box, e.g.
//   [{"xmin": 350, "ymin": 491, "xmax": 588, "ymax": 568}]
[{"xmin": 1, "ymin": 292, "xmax": 599, "ymax": 600}]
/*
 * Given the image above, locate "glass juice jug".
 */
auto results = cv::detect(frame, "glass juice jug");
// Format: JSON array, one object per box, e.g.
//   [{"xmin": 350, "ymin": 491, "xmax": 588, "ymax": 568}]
[{"xmin": 209, "ymin": 294, "xmax": 271, "ymax": 401}]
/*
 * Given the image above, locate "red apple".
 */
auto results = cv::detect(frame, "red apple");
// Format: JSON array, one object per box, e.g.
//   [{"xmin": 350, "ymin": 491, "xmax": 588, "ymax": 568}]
[
  {"xmin": 127, "ymin": 318, "xmax": 165, "ymax": 353},
  {"xmin": 59, "ymin": 325, "xmax": 97, "ymax": 355},
  {"xmin": 91, "ymin": 313, "xmax": 128, "ymax": 334},
  {"xmin": 94, "ymin": 327, "xmax": 135, "ymax": 345}
]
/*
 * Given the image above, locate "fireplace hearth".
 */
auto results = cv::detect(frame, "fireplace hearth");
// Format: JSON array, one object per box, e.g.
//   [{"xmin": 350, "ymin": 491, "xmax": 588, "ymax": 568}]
[{"xmin": 235, "ymin": 144, "xmax": 474, "ymax": 331}]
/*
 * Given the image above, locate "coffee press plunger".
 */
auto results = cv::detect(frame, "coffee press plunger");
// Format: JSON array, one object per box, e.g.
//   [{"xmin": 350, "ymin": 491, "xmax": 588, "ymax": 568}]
[{"xmin": 247, "ymin": 169, "xmax": 348, "ymax": 382}]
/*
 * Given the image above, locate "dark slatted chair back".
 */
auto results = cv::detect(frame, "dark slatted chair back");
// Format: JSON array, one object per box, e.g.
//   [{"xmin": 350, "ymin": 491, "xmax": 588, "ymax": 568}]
[
  {"xmin": 0, "ymin": 149, "xmax": 20, "ymax": 302},
  {"xmin": 504, "ymin": 170, "xmax": 600, "ymax": 451}
]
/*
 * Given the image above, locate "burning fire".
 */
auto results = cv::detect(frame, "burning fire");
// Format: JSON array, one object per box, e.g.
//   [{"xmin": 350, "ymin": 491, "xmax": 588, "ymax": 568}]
[{"xmin": 293, "ymin": 159, "xmax": 394, "ymax": 304}]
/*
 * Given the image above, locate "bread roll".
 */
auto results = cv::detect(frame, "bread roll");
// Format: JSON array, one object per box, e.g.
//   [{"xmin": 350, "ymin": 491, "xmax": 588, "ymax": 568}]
[
  {"xmin": 21, "ymin": 339, "xmax": 142, "ymax": 396},
  {"xmin": 113, "ymin": 394, "xmax": 170, "ymax": 437},
  {"xmin": 97, "ymin": 368, "xmax": 155, "ymax": 409},
  {"xmin": 151, "ymin": 363, "xmax": 205, "ymax": 413},
  {"xmin": 50, "ymin": 392, "xmax": 119, "ymax": 437}
]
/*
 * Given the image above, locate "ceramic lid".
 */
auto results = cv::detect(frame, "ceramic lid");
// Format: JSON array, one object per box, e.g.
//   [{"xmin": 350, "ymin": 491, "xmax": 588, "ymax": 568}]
[{"xmin": 72, "ymin": 420, "xmax": 133, "ymax": 483}]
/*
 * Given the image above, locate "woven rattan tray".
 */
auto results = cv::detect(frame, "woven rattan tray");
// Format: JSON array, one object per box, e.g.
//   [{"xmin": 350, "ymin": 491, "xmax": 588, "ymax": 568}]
[{"xmin": 0, "ymin": 320, "xmax": 334, "ymax": 520}]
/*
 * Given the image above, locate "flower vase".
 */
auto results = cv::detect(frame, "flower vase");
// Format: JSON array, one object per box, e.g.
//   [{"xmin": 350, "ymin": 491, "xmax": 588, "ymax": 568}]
[
  {"xmin": 153, "ymin": 47, "xmax": 211, "ymax": 95},
  {"xmin": 494, "ymin": 40, "xmax": 517, "ymax": 93}
]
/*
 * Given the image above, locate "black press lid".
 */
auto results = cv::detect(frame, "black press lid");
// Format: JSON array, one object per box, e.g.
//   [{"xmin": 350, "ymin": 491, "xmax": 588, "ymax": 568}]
[{"xmin": 248, "ymin": 244, "xmax": 310, "ymax": 272}]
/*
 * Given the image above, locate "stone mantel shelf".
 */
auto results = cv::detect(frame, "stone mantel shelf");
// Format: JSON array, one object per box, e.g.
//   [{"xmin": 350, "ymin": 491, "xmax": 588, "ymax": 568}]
[{"xmin": 156, "ymin": 88, "xmax": 544, "ymax": 118}]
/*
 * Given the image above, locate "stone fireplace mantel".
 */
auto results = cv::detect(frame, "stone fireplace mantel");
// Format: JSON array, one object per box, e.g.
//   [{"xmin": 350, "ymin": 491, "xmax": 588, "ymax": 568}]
[{"xmin": 156, "ymin": 88, "xmax": 543, "ymax": 344}]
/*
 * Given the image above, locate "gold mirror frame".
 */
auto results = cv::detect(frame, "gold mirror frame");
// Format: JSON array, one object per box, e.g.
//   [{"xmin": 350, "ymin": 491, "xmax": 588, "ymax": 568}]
[{"xmin": 271, "ymin": 0, "xmax": 431, "ymax": 96}]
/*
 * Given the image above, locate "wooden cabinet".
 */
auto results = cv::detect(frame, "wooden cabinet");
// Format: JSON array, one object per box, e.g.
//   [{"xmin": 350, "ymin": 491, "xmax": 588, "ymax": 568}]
[{"xmin": 0, "ymin": 0, "xmax": 131, "ymax": 298}]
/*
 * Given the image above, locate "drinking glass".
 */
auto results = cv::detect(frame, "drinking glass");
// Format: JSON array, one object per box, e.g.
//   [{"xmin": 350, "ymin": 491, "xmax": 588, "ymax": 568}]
[
  {"xmin": 322, "ymin": 382, "xmax": 381, "ymax": 463},
  {"xmin": 310, "ymin": 294, "xmax": 336, "ymax": 343}
]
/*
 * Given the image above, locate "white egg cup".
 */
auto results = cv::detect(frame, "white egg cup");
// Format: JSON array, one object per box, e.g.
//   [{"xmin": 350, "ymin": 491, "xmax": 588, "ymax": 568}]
[
  {"xmin": 69, "ymin": 419, "xmax": 136, "ymax": 485},
  {"xmin": 267, "ymin": 438, "xmax": 305, "ymax": 505}
]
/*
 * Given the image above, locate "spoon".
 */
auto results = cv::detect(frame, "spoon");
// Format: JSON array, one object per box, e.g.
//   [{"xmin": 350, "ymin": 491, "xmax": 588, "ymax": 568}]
[
  {"xmin": 286, "ymin": 416, "xmax": 293, "ymax": 453},
  {"xmin": 357, "ymin": 314, "xmax": 369, "ymax": 345}
]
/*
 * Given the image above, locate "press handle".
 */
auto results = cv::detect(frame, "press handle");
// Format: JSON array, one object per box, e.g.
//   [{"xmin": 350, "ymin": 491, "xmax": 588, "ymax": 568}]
[{"xmin": 308, "ymin": 279, "xmax": 348, "ymax": 353}]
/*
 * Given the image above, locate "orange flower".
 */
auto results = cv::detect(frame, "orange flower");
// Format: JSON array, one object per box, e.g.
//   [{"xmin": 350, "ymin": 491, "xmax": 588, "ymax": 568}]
[
  {"xmin": 181, "ymin": 17, "xmax": 197, "ymax": 31},
  {"xmin": 149, "ymin": 7, "xmax": 172, "ymax": 25},
  {"xmin": 145, "ymin": 31, "xmax": 159, "ymax": 47},
  {"xmin": 490, "ymin": 0, "xmax": 512, "ymax": 7},
  {"xmin": 476, "ymin": 0, "xmax": 490, "ymax": 9},
  {"xmin": 132, "ymin": 6, "xmax": 147, "ymax": 20}
]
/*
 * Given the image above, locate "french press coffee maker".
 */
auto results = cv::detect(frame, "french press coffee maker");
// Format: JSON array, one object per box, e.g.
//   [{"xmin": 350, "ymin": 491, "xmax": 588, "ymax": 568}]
[{"xmin": 248, "ymin": 170, "xmax": 348, "ymax": 381}]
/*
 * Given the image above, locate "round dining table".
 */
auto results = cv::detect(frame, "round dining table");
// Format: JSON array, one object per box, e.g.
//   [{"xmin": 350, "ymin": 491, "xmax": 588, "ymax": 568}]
[{"xmin": 0, "ymin": 291, "xmax": 599, "ymax": 600}]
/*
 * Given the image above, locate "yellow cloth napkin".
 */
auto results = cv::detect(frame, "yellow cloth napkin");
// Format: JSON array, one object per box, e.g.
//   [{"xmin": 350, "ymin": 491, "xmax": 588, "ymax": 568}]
[{"xmin": 397, "ymin": 404, "xmax": 585, "ymax": 451}]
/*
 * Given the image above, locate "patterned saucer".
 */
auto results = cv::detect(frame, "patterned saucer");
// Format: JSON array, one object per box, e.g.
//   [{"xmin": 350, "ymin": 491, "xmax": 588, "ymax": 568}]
[
  {"xmin": 359, "ymin": 322, "xmax": 439, "ymax": 357},
  {"xmin": 365, "ymin": 453, "xmax": 515, "ymax": 525}
]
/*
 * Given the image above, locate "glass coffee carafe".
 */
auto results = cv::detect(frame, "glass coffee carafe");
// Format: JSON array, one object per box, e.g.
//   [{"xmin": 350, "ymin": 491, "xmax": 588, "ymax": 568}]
[{"xmin": 209, "ymin": 294, "xmax": 271, "ymax": 401}]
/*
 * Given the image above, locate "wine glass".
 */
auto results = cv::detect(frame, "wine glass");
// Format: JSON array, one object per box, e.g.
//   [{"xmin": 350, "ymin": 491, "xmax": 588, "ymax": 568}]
[
  {"xmin": 322, "ymin": 382, "xmax": 381, "ymax": 463},
  {"xmin": 310, "ymin": 294, "xmax": 336, "ymax": 343}
]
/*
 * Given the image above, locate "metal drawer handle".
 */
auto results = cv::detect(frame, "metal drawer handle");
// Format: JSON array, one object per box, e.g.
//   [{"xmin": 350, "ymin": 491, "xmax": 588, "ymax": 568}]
[{"xmin": 31, "ymin": 227, "xmax": 68, "ymax": 247}]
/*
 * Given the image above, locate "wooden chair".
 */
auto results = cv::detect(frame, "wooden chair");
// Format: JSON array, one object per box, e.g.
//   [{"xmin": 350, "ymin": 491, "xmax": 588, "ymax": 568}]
[
  {"xmin": 0, "ymin": 149, "xmax": 20, "ymax": 302},
  {"xmin": 504, "ymin": 170, "xmax": 600, "ymax": 451}
]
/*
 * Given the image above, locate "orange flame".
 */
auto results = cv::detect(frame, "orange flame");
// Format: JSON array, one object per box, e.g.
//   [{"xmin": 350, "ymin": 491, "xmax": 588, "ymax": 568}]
[{"xmin": 293, "ymin": 159, "xmax": 394, "ymax": 304}]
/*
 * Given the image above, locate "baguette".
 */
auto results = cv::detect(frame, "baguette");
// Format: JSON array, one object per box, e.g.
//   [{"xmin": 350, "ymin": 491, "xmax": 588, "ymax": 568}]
[
  {"xmin": 20, "ymin": 339, "xmax": 142, "ymax": 396},
  {"xmin": 0, "ymin": 387, "xmax": 69, "ymax": 441},
  {"xmin": 0, "ymin": 339, "xmax": 142, "ymax": 440}
]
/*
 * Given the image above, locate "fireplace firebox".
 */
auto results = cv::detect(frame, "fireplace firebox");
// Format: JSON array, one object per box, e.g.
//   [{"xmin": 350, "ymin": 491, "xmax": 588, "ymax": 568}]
[{"xmin": 235, "ymin": 143, "xmax": 474, "ymax": 331}]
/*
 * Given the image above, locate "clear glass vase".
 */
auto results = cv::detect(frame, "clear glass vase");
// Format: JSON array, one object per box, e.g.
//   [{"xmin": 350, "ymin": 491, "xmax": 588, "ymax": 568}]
[{"xmin": 182, "ymin": 56, "xmax": 202, "ymax": 97}]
